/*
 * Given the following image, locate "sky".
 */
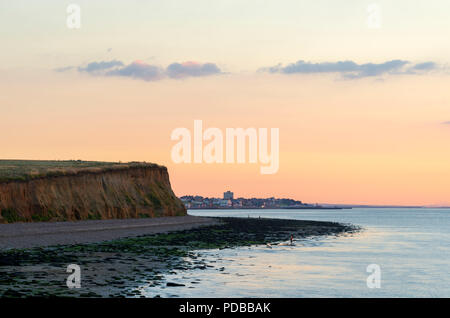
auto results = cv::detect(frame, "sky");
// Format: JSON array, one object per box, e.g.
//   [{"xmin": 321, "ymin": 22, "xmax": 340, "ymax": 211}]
[{"xmin": 1, "ymin": 1, "xmax": 450, "ymax": 205}]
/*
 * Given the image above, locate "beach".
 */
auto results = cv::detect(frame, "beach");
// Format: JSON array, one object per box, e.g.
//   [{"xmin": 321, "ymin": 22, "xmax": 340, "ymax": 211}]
[
  {"xmin": 0, "ymin": 216, "xmax": 218, "ymax": 249},
  {"xmin": 0, "ymin": 216, "xmax": 357, "ymax": 297}
]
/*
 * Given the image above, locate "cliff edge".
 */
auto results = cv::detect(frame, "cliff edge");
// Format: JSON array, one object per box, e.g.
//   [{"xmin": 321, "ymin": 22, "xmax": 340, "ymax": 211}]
[{"xmin": 0, "ymin": 160, "xmax": 186, "ymax": 223}]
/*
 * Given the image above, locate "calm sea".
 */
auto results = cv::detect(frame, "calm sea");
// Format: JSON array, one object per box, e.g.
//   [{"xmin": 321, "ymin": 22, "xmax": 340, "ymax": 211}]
[{"xmin": 141, "ymin": 208, "xmax": 450, "ymax": 297}]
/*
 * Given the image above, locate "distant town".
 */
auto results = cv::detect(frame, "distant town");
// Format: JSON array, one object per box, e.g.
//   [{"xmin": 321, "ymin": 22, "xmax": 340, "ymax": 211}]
[{"xmin": 180, "ymin": 191, "xmax": 344, "ymax": 209}]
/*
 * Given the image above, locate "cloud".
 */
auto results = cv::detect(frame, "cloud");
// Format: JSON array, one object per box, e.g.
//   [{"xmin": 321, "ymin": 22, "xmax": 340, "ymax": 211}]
[
  {"xmin": 77, "ymin": 60, "xmax": 124, "ymax": 73},
  {"xmin": 106, "ymin": 60, "xmax": 164, "ymax": 81},
  {"xmin": 442, "ymin": 121, "xmax": 450, "ymax": 125},
  {"xmin": 410, "ymin": 62, "xmax": 436, "ymax": 71},
  {"xmin": 263, "ymin": 59, "xmax": 439, "ymax": 79},
  {"xmin": 60, "ymin": 58, "xmax": 440, "ymax": 81},
  {"xmin": 166, "ymin": 61, "xmax": 221, "ymax": 78},
  {"xmin": 66, "ymin": 60, "xmax": 222, "ymax": 81}
]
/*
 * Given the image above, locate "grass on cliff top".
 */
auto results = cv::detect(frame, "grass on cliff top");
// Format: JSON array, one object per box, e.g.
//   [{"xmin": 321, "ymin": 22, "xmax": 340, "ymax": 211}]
[{"xmin": 0, "ymin": 160, "xmax": 159, "ymax": 182}]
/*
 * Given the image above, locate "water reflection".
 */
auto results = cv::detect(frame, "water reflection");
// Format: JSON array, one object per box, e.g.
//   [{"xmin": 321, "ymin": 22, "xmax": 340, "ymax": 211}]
[{"xmin": 138, "ymin": 208, "xmax": 450, "ymax": 297}]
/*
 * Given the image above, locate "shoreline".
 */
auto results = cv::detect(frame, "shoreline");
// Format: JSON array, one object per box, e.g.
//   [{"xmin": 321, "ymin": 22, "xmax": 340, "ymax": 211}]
[
  {"xmin": 0, "ymin": 217, "xmax": 360, "ymax": 298},
  {"xmin": 0, "ymin": 216, "xmax": 218, "ymax": 249},
  {"xmin": 188, "ymin": 206, "xmax": 349, "ymax": 210}
]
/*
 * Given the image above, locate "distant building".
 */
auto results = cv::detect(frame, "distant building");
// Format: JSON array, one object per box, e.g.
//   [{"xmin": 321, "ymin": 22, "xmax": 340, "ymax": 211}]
[
  {"xmin": 218, "ymin": 199, "xmax": 232, "ymax": 207},
  {"xmin": 179, "ymin": 193, "xmax": 305, "ymax": 209},
  {"xmin": 223, "ymin": 191, "xmax": 234, "ymax": 200}
]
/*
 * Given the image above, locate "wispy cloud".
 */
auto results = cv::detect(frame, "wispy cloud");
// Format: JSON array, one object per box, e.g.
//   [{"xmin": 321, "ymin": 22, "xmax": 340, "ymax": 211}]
[
  {"xmin": 106, "ymin": 60, "xmax": 164, "ymax": 81},
  {"xmin": 57, "ymin": 59, "xmax": 441, "ymax": 80},
  {"xmin": 77, "ymin": 60, "xmax": 124, "ymax": 73},
  {"xmin": 442, "ymin": 121, "xmax": 450, "ymax": 125},
  {"xmin": 262, "ymin": 60, "xmax": 440, "ymax": 79},
  {"xmin": 167, "ymin": 61, "xmax": 221, "ymax": 79},
  {"xmin": 58, "ymin": 60, "xmax": 222, "ymax": 81},
  {"xmin": 410, "ymin": 62, "xmax": 436, "ymax": 71}
]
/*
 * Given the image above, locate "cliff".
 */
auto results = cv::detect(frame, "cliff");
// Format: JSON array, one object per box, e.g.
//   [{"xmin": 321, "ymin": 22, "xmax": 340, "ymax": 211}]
[{"xmin": 0, "ymin": 161, "xmax": 186, "ymax": 223}]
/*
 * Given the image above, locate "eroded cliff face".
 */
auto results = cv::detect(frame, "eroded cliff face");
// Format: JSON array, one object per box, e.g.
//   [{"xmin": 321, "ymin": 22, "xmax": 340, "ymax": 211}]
[{"xmin": 0, "ymin": 165, "xmax": 186, "ymax": 223}]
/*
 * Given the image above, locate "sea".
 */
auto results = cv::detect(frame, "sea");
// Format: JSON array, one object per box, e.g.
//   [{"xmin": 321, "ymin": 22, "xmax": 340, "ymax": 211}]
[{"xmin": 140, "ymin": 208, "xmax": 450, "ymax": 297}]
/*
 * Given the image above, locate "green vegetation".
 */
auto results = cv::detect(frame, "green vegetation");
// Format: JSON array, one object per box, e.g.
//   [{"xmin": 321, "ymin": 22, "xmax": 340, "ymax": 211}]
[
  {"xmin": 30, "ymin": 209, "xmax": 58, "ymax": 222},
  {"xmin": 1, "ymin": 209, "xmax": 25, "ymax": 223},
  {"xmin": 0, "ymin": 159, "xmax": 183, "ymax": 224},
  {"xmin": 147, "ymin": 192, "xmax": 162, "ymax": 210},
  {"xmin": 0, "ymin": 160, "xmax": 159, "ymax": 183},
  {"xmin": 87, "ymin": 211, "xmax": 102, "ymax": 220}
]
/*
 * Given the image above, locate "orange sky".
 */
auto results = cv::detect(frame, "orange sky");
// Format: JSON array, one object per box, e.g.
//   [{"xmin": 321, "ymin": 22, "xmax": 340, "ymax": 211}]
[
  {"xmin": 2, "ymin": 72, "xmax": 450, "ymax": 206},
  {"xmin": 2, "ymin": 1, "xmax": 450, "ymax": 205}
]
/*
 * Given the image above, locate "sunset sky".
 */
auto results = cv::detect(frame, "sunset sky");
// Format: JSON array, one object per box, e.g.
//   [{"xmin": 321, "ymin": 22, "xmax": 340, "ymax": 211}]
[{"xmin": 1, "ymin": 1, "xmax": 450, "ymax": 205}]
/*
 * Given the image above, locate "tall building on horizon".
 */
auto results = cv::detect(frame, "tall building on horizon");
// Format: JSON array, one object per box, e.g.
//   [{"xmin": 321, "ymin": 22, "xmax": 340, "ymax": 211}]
[{"xmin": 223, "ymin": 191, "xmax": 234, "ymax": 200}]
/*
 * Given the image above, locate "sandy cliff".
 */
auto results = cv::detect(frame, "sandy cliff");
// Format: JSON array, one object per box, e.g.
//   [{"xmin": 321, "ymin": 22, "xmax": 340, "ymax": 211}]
[{"xmin": 0, "ymin": 164, "xmax": 186, "ymax": 223}]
